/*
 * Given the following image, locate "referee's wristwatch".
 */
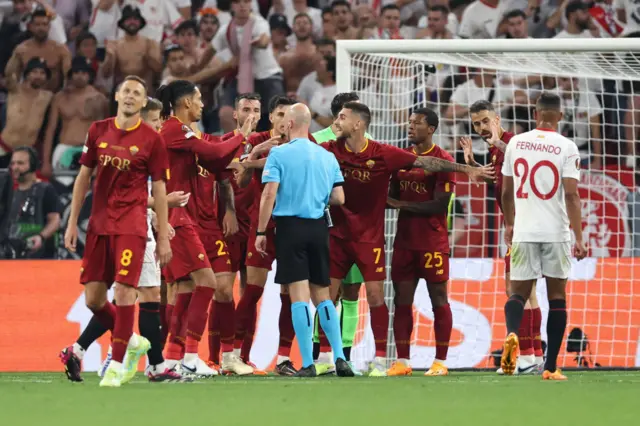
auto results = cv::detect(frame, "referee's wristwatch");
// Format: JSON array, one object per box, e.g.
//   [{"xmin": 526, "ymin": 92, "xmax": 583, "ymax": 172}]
[{"xmin": 256, "ymin": 230, "xmax": 266, "ymax": 236}]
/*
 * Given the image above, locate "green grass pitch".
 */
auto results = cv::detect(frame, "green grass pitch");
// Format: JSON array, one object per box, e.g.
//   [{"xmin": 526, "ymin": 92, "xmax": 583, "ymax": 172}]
[{"xmin": 1, "ymin": 372, "xmax": 639, "ymax": 426}]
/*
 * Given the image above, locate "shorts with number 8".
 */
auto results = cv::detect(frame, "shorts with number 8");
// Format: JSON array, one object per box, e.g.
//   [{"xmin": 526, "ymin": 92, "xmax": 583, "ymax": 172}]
[
  {"xmin": 391, "ymin": 248, "xmax": 450, "ymax": 283},
  {"xmin": 201, "ymin": 233, "xmax": 233, "ymax": 273},
  {"xmin": 329, "ymin": 235, "xmax": 386, "ymax": 282},
  {"xmin": 80, "ymin": 232, "xmax": 147, "ymax": 287}
]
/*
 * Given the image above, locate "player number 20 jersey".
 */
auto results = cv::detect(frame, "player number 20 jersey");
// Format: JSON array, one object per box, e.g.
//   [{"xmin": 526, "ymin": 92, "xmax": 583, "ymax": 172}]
[{"xmin": 502, "ymin": 129, "xmax": 581, "ymax": 243}]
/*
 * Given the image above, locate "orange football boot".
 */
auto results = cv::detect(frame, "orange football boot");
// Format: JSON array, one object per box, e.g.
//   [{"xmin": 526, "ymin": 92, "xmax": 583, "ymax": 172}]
[
  {"xmin": 387, "ymin": 361, "xmax": 412, "ymax": 376},
  {"xmin": 246, "ymin": 361, "xmax": 268, "ymax": 376},
  {"xmin": 425, "ymin": 361, "xmax": 449, "ymax": 376},
  {"xmin": 542, "ymin": 369, "xmax": 568, "ymax": 381},
  {"xmin": 500, "ymin": 333, "xmax": 519, "ymax": 376},
  {"xmin": 205, "ymin": 360, "xmax": 221, "ymax": 375}
]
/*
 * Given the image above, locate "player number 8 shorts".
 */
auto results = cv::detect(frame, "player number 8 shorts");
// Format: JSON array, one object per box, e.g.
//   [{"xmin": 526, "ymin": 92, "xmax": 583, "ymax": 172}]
[{"xmin": 509, "ymin": 241, "xmax": 572, "ymax": 281}]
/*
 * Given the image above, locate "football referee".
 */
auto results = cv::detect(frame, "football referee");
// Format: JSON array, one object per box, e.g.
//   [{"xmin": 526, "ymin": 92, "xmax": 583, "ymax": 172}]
[{"xmin": 254, "ymin": 103, "xmax": 353, "ymax": 378}]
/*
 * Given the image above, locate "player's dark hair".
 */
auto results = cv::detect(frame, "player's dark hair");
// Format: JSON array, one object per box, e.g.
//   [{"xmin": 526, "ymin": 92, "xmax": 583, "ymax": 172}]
[
  {"xmin": 331, "ymin": 0, "xmax": 351, "ymax": 12},
  {"xmin": 235, "ymin": 92, "xmax": 261, "ymax": 108},
  {"xmin": 469, "ymin": 100, "xmax": 495, "ymax": 114},
  {"xmin": 343, "ymin": 101, "xmax": 371, "ymax": 129},
  {"xmin": 380, "ymin": 4, "xmax": 400, "ymax": 14},
  {"xmin": 121, "ymin": 75, "xmax": 148, "ymax": 93},
  {"xmin": 536, "ymin": 92, "xmax": 562, "ymax": 111},
  {"xmin": 293, "ymin": 13, "xmax": 312, "ymax": 25},
  {"xmin": 565, "ymin": 0, "xmax": 587, "ymax": 20},
  {"xmin": 330, "ymin": 92, "xmax": 360, "ymax": 118},
  {"xmin": 268, "ymin": 95, "xmax": 296, "ymax": 113},
  {"xmin": 156, "ymin": 79, "xmax": 197, "ymax": 118},
  {"xmin": 142, "ymin": 97, "xmax": 163, "ymax": 115},
  {"xmin": 429, "ymin": 5, "xmax": 449, "ymax": 15},
  {"xmin": 504, "ymin": 9, "xmax": 526, "ymax": 21},
  {"xmin": 414, "ymin": 107, "xmax": 439, "ymax": 130}
]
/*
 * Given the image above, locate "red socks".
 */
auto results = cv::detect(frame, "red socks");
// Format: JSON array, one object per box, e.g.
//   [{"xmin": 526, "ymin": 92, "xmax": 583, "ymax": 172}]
[
  {"xmin": 185, "ymin": 286, "xmax": 215, "ymax": 352},
  {"xmin": 216, "ymin": 301, "xmax": 236, "ymax": 353},
  {"xmin": 277, "ymin": 294, "xmax": 294, "ymax": 356},
  {"xmin": 433, "ymin": 304, "xmax": 453, "ymax": 361},
  {"xmin": 234, "ymin": 284, "xmax": 264, "ymax": 350},
  {"xmin": 532, "ymin": 307, "xmax": 543, "ymax": 357},
  {"xmin": 369, "ymin": 304, "xmax": 389, "ymax": 357},
  {"xmin": 208, "ymin": 302, "xmax": 221, "ymax": 364},
  {"xmin": 165, "ymin": 292, "xmax": 192, "ymax": 360},
  {"xmin": 393, "ymin": 304, "xmax": 413, "ymax": 360},
  {"xmin": 162, "ymin": 303, "xmax": 174, "ymax": 346},
  {"xmin": 92, "ymin": 301, "xmax": 116, "ymax": 330},
  {"xmin": 519, "ymin": 309, "xmax": 534, "ymax": 356},
  {"xmin": 111, "ymin": 304, "xmax": 135, "ymax": 363}
]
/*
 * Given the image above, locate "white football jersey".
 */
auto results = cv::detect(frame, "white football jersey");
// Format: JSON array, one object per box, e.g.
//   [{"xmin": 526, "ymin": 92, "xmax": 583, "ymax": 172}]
[{"xmin": 502, "ymin": 129, "xmax": 581, "ymax": 243}]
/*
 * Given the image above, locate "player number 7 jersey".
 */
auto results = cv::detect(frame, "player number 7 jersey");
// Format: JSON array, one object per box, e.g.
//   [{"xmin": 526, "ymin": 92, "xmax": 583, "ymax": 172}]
[{"xmin": 502, "ymin": 128, "xmax": 581, "ymax": 243}]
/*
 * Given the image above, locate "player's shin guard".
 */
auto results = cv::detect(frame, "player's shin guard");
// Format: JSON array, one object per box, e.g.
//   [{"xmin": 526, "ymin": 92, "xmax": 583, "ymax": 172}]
[
  {"xmin": 111, "ymin": 305, "xmax": 135, "ymax": 363},
  {"xmin": 164, "ymin": 293, "xmax": 191, "ymax": 360},
  {"xmin": 532, "ymin": 307, "xmax": 543, "ymax": 357},
  {"xmin": 91, "ymin": 301, "xmax": 116, "ymax": 331},
  {"xmin": 340, "ymin": 299, "xmax": 359, "ymax": 361},
  {"xmin": 544, "ymin": 299, "xmax": 567, "ymax": 372},
  {"xmin": 208, "ymin": 302, "xmax": 221, "ymax": 364},
  {"xmin": 291, "ymin": 302, "xmax": 314, "ymax": 368},
  {"xmin": 184, "ymin": 286, "xmax": 215, "ymax": 353},
  {"xmin": 278, "ymin": 294, "xmax": 294, "ymax": 357},
  {"xmin": 77, "ymin": 314, "xmax": 110, "ymax": 350},
  {"xmin": 393, "ymin": 304, "xmax": 413, "ymax": 360},
  {"xmin": 215, "ymin": 301, "xmax": 235, "ymax": 354},
  {"xmin": 317, "ymin": 300, "xmax": 345, "ymax": 362},
  {"xmin": 433, "ymin": 304, "xmax": 452, "ymax": 361},
  {"xmin": 139, "ymin": 302, "xmax": 164, "ymax": 366},
  {"xmin": 369, "ymin": 304, "xmax": 389, "ymax": 357},
  {"xmin": 519, "ymin": 309, "xmax": 534, "ymax": 356},
  {"xmin": 233, "ymin": 284, "xmax": 263, "ymax": 354},
  {"xmin": 504, "ymin": 294, "xmax": 526, "ymax": 335}
]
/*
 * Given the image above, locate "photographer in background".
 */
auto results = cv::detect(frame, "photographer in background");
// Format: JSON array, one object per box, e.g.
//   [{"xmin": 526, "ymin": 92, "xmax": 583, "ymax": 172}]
[{"xmin": 6, "ymin": 146, "xmax": 60, "ymax": 259}]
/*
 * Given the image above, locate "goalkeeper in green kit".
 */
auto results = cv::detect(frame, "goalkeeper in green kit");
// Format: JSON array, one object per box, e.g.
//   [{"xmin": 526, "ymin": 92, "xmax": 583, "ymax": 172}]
[{"xmin": 310, "ymin": 92, "xmax": 372, "ymax": 375}]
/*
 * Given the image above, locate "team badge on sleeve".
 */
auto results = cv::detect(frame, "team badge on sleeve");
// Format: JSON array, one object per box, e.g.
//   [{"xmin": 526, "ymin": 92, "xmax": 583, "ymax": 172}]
[
  {"xmin": 182, "ymin": 124, "xmax": 196, "ymax": 139},
  {"xmin": 575, "ymin": 158, "xmax": 580, "ymax": 170}
]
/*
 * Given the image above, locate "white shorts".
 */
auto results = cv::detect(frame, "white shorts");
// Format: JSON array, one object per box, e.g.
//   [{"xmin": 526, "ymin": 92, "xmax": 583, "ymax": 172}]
[
  {"xmin": 510, "ymin": 241, "xmax": 572, "ymax": 281},
  {"xmin": 138, "ymin": 241, "xmax": 160, "ymax": 288}
]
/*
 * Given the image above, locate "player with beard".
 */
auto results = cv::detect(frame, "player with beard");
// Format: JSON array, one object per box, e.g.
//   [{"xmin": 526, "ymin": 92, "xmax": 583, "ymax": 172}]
[
  {"xmin": 206, "ymin": 93, "xmax": 261, "ymax": 370},
  {"xmin": 386, "ymin": 108, "xmax": 455, "ymax": 377},
  {"xmin": 232, "ymin": 95, "xmax": 310, "ymax": 376},
  {"xmin": 64, "ymin": 76, "xmax": 172, "ymax": 387},
  {"xmin": 459, "ymin": 100, "xmax": 543, "ymax": 374},
  {"xmin": 319, "ymin": 102, "xmax": 492, "ymax": 376},
  {"xmin": 158, "ymin": 80, "xmax": 252, "ymax": 376}
]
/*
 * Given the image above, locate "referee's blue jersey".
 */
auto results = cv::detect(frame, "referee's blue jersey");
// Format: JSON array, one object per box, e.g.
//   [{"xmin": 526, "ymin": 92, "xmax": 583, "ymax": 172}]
[{"xmin": 262, "ymin": 138, "xmax": 343, "ymax": 219}]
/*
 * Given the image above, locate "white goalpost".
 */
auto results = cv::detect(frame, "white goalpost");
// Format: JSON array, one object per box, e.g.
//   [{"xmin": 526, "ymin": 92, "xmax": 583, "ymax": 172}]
[{"xmin": 336, "ymin": 38, "xmax": 640, "ymax": 371}]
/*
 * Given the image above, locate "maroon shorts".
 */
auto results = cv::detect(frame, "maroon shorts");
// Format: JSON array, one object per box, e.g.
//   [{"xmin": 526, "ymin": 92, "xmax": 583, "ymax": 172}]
[
  {"xmin": 391, "ymin": 247, "xmax": 450, "ymax": 284},
  {"xmin": 227, "ymin": 234, "xmax": 248, "ymax": 273},
  {"xmin": 80, "ymin": 232, "xmax": 147, "ymax": 287},
  {"xmin": 505, "ymin": 247, "xmax": 511, "ymax": 274},
  {"xmin": 329, "ymin": 235, "xmax": 385, "ymax": 282},
  {"xmin": 245, "ymin": 227, "xmax": 276, "ymax": 270},
  {"xmin": 165, "ymin": 225, "xmax": 211, "ymax": 282},
  {"xmin": 200, "ymin": 232, "xmax": 233, "ymax": 274}
]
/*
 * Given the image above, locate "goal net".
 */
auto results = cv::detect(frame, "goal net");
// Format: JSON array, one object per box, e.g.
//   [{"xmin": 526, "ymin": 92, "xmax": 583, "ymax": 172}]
[{"xmin": 336, "ymin": 39, "xmax": 640, "ymax": 371}]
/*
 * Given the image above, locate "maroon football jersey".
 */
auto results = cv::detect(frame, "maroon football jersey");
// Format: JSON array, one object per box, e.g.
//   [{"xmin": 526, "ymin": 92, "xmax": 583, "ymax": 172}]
[
  {"xmin": 161, "ymin": 117, "xmax": 243, "ymax": 228},
  {"xmin": 489, "ymin": 131, "xmax": 514, "ymax": 214},
  {"xmin": 196, "ymin": 133, "xmax": 225, "ymax": 236},
  {"xmin": 392, "ymin": 144, "xmax": 456, "ymax": 252},
  {"xmin": 79, "ymin": 117, "xmax": 169, "ymax": 238},
  {"xmin": 321, "ymin": 138, "xmax": 416, "ymax": 244}
]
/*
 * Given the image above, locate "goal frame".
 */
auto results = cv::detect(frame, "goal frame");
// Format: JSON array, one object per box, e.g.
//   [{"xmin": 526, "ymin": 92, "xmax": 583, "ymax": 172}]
[{"xmin": 336, "ymin": 38, "xmax": 640, "ymax": 94}]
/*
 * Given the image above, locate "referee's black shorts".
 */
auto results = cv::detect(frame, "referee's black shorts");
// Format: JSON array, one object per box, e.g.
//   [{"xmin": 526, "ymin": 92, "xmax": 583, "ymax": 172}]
[{"xmin": 274, "ymin": 216, "xmax": 330, "ymax": 286}]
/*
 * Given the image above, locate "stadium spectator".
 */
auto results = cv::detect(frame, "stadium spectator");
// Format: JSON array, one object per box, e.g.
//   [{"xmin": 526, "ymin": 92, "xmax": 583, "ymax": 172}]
[
  {"xmin": 503, "ymin": 9, "xmax": 530, "ymax": 39},
  {"xmin": 280, "ymin": 13, "xmax": 317, "ymax": 95},
  {"xmin": 555, "ymin": 0, "xmax": 600, "ymax": 37},
  {"xmin": 173, "ymin": 19, "xmax": 202, "ymax": 71},
  {"xmin": 123, "ymin": 0, "xmax": 183, "ymax": 43},
  {"xmin": 4, "ymin": 7, "xmax": 72, "ymax": 92},
  {"xmin": 161, "ymin": 44, "xmax": 189, "ymax": 85},
  {"xmin": 276, "ymin": 0, "xmax": 323, "ymax": 39},
  {"xmin": 416, "ymin": 5, "xmax": 455, "ymax": 39},
  {"xmin": 7, "ymin": 146, "xmax": 61, "ymax": 259},
  {"xmin": 417, "ymin": 0, "xmax": 459, "ymax": 36},
  {"xmin": 362, "ymin": 4, "xmax": 411, "ymax": 39},
  {"xmin": 457, "ymin": 0, "xmax": 516, "ymax": 38},
  {"xmin": 321, "ymin": 6, "xmax": 336, "ymax": 39},
  {"xmin": 308, "ymin": 56, "xmax": 336, "ymax": 132},
  {"xmin": 43, "ymin": 56, "xmax": 108, "ymax": 178},
  {"xmin": 615, "ymin": 0, "xmax": 640, "ymax": 35},
  {"xmin": 75, "ymin": 31, "xmax": 111, "ymax": 94},
  {"xmin": 0, "ymin": 57, "xmax": 52, "ymax": 169},
  {"xmin": 269, "ymin": 13, "xmax": 291, "ymax": 58},
  {"xmin": 331, "ymin": 0, "xmax": 358, "ymax": 39}
]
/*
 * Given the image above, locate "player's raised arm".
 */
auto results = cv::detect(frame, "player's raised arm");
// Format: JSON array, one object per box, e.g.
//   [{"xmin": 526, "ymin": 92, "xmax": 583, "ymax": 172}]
[{"xmin": 412, "ymin": 155, "xmax": 494, "ymax": 182}]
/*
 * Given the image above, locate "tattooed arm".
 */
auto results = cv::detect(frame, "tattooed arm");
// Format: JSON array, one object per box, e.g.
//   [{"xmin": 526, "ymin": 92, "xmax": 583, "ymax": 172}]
[{"xmin": 412, "ymin": 156, "xmax": 494, "ymax": 182}]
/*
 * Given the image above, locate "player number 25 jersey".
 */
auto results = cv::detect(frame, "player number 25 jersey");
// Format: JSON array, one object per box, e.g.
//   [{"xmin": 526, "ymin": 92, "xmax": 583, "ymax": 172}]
[{"xmin": 502, "ymin": 129, "xmax": 581, "ymax": 243}]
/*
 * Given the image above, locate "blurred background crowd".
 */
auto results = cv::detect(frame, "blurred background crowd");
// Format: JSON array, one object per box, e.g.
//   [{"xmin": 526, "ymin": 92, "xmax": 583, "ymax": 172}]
[{"xmin": 1, "ymin": 0, "xmax": 639, "ymax": 259}]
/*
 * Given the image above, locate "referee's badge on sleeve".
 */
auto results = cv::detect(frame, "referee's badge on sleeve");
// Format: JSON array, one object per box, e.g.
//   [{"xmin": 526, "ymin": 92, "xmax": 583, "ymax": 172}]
[{"xmin": 263, "ymin": 169, "xmax": 270, "ymax": 177}]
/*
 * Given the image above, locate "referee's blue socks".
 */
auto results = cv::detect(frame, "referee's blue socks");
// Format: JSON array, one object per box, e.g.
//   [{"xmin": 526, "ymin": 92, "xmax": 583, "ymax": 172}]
[
  {"xmin": 317, "ymin": 300, "xmax": 346, "ymax": 363},
  {"xmin": 292, "ymin": 302, "xmax": 314, "ymax": 368}
]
